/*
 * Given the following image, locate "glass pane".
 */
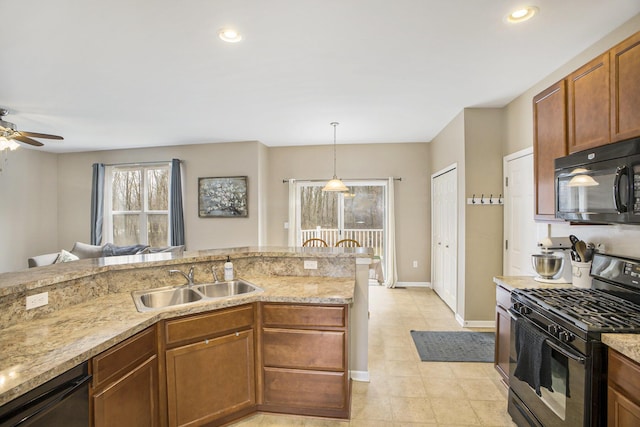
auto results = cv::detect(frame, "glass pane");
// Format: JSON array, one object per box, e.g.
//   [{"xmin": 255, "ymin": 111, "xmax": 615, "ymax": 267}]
[
  {"xmin": 113, "ymin": 214, "xmax": 140, "ymax": 246},
  {"xmin": 148, "ymin": 214, "xmax": 168, "ymax": 247},
  {"xmin": 112, "ymin": 168, "xmax": 142, "ymax": 211},
  {"xmin": 344, "ymin": 186, "xmax": 384, "ymax": 229},
  {"xmin": 147, "ymin": 168, "xmax": 169, "ymax": 211},
  {"xmin": 300, "ymin": 186, "xmax": 339, "ymax": 229}
]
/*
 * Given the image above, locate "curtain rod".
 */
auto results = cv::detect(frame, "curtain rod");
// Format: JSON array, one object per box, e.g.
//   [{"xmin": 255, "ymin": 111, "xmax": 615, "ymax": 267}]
[
  {"xmin": 282, "ymin": 177, "xmax": 402, "ymax": 183},
  {"xmin": 102, "ymin": 160, "xmax": 181, "ymax": 167}
]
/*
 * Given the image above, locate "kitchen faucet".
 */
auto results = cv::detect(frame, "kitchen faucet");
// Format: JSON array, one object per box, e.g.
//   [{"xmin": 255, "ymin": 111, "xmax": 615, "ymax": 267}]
[
  {"xmin": 211, "ymin": 266, "xmax": 221, "ymax": 283},
  {"xmin": 169, "ymin": 266, "xmax": 195, "ymax": 287}
]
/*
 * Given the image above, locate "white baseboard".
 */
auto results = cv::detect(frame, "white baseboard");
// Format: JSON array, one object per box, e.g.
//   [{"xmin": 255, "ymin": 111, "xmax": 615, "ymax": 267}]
[
  {"xmin": 350, "ymin": 370, "xmax": 370, "ymax": 382},
  {"xmin": 395, "ymin": 281, "xmax": 431, "ymax": 288},
  {"xmin": 454, "ymin": 313, "xmax": 496, "ymax": 329}
]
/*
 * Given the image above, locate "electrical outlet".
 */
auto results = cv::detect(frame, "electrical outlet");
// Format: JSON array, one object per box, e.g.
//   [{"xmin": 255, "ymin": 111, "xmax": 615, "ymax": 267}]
[
  {"xmin": 26, "ymin": 292, "xmax": 48, "ymax": 310},
  {"xmin": 412, "ymin": 260, "xmax": 418, "ymax": 268},
  {"xmin": 304, "ymin": 260, "xmax": 318, "ymax": 270}
]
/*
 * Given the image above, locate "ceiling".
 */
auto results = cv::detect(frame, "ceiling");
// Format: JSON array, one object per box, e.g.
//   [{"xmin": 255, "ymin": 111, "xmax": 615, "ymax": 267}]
[{"xmin": 1, "ymin": 1, "xmax": 639, "ymax": 153}]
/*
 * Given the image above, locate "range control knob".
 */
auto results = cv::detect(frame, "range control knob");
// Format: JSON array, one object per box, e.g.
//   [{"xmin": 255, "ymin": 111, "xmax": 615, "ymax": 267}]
[
  {"xmin": 547, "ymin": 325, "xmax": 559, "ymax": 336},
  {"xmin": 518, "ymin": 305, "xmax": 531, "ymax": 315},
  {"xmin": 559, "ymin": 331, "xmax": 575, "ymax": 343}
]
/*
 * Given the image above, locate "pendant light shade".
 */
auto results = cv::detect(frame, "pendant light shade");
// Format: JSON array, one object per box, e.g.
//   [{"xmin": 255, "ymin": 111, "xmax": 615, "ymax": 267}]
[{"xmin": 323, "ymin": 122, "xmax": 348, "ymax": 192}]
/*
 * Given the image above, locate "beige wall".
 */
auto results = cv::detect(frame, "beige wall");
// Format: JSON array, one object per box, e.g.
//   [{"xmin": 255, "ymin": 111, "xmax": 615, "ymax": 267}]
[
  {"xmin": 267, "ymin": 143, "xmax": 430, "ymax": 282},
  {"xmin": 429, "ymin": 109, "xmax": 504, "ymax": 323},
  {"xmin": 57, "ymin": 141, "xmax": 264, "ymax": 253},
  {"xmin": 0, "ymin": 148, "xmax": 59, "ymax": 272}
]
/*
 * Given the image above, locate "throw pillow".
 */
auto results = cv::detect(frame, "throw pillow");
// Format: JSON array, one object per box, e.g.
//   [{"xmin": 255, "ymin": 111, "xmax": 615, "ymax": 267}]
[
  {"xmin": 54, "ymin": 249, "xmax": 80, "ymax": 264},
  {"xmin": 71, "ymin": 242, "xmax": 104, "ymax": 259}
]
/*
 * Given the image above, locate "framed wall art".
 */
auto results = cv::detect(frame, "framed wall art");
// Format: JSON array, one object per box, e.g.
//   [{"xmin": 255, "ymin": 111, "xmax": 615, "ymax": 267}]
[{"xmin": 198, "ymin": 176, "xmax": 248, "ymax": 218}]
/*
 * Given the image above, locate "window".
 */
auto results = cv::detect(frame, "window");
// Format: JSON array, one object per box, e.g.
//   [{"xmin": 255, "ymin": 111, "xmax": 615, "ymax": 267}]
[{"xmin": 105, "ymin": 163, "xmax": 170, "ymax": 246}]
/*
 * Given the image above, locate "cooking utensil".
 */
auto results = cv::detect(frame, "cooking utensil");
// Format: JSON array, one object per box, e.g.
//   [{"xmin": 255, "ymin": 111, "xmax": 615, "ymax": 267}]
[
  {"xmin": 575, "ymin": 240, "xmax": 588, "ymax": 263},
  {"xmin": 569, "ymin": 235, "xmax": 580, "ymax": 247}
]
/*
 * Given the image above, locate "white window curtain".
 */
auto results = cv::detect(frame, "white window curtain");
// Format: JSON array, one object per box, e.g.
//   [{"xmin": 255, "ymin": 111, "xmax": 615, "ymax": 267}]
[
  {"xmin": 287, "ymin": 178, "xmax": 298, "ymax": 246},
  {"xmin": 384, "ymin": 176, "xmax": 398, "ymax": 288}
]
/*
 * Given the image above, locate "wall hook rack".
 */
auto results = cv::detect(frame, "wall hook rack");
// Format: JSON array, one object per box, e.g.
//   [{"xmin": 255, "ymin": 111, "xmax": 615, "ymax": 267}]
[{"xmin": 467, "ymin": 193, "xmax": 503, "ymax": 205}]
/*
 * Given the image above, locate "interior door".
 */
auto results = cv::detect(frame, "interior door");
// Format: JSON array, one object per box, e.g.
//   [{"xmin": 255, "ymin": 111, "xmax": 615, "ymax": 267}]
[
  {"xmin": 431, "ymin": 167, "xmax": 457, "ymax": 311},
  {"xmin": 504, "ymin": 149, "xmax": 537, "ymax": 276}
]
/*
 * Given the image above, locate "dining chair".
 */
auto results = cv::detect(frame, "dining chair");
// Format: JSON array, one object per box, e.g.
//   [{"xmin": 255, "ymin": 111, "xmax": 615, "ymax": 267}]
[
  {"xmin": 335, "ymin": 239, "xmax": 361, "ymax": 247},
  {"xmin": 302, "ymin": 238, "xmax": 328, "ymax": 247}
]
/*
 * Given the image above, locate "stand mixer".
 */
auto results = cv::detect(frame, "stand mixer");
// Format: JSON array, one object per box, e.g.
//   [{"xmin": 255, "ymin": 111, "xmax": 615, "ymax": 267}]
[{"xmin": 533, "ymin": 236, "xmax": 573, "ymax": 283}]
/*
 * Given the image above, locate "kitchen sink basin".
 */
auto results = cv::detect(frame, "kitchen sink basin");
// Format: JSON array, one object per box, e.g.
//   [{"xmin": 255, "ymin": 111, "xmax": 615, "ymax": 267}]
[
  {"xmin": 132, "ymin": 286, "xmax": 203, "ymax": 312},
  {"xmin": 131, "ymin": 279, "xmax": 262, "ymax": 312},
  {"xmin": 195, "ymin": 279, "xmax": 261, "ymax": 298}
]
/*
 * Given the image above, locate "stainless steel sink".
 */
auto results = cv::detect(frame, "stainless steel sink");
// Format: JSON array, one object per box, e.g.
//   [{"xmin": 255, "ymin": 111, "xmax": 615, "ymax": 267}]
[
  {"xmin": 132, "ymin": 286, "xmax": 203, "ymax": 312},
  {"xmin": 195, "ymin": 279, "xmax": 261, "ymax": 298},
  {"xmin": 131, "ymin": 279, "xmax": 262, "ymax": 312}
]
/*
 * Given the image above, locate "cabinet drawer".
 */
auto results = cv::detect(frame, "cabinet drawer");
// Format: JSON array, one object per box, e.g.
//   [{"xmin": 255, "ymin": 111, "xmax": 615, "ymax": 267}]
[
  {"xmin": 263, "ymin": 367, "xmax": 346, "ymax": 410},
  {"xmin": 609, "ymin": 349, "xmax": 640, "ymax": 402},
  {"xmin": 262, "ymin": 304, "xmax": 345, "ymax": 328},
  {"xmin": 165, "ymin": 304, "xmax": 254, "ymax": 347},
  {"xmin": 263, "ymin": 329, "xmax": 345, "ymax": 371},
  {"xmin": 92, "ymin": 325, "xmax": 156, "ymax": 390},
  {"xmin": 496, "ymin": 285, "xmax": 511, "ymax": 309}
]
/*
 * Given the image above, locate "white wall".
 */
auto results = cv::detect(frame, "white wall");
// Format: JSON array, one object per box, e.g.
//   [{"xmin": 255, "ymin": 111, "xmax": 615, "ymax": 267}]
[{"xmin": 0, "ymin": 148, "xmax": 59, "ymax": 272}]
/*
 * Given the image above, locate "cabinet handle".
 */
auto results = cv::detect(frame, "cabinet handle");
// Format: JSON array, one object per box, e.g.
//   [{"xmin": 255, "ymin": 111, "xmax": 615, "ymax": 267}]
[
  {"xmin": 235, "ymin": 332, "xmax": 239, "ymax": 337},
  {"xmin": 205, "ymin": 339, "xmax": 209, "ymax": 344}
]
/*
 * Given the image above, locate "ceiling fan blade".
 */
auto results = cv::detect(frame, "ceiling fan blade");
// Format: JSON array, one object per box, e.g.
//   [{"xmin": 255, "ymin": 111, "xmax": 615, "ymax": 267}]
[
  {"xmin": 19, "ymin": 131, "xmax": 63, "ymax": 140},
  {"xmin": 13, "ymin": 134, "xmax": 44, "ymax": 147}
]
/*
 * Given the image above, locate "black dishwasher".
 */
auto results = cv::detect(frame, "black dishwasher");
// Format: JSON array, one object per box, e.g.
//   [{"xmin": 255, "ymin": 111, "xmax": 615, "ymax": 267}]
[{"xmin": 0, "ymin": 362, "xmax": 91, "ymax": 427}]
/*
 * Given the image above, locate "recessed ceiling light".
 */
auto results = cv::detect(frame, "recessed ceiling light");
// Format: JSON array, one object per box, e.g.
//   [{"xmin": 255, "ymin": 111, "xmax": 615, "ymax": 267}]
[
  {"xmin": 506, "ymin": 6, "xmax": 538, "ymax": 23},
  {"xmin": 219, "ymin": 28, "xmax": 242, "ymax": 43}
]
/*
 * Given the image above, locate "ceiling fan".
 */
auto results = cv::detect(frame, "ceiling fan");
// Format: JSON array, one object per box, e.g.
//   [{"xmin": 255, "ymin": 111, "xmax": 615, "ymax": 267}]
[{"xmin": 0, "ymin": 109, "xmax": 63, "ymax": 147}]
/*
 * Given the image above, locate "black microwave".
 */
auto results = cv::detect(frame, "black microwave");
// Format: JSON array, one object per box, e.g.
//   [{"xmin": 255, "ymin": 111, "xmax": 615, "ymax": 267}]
[{"xmin": 554, "ymin": 137, "xmax": 640, "ymax": 224}]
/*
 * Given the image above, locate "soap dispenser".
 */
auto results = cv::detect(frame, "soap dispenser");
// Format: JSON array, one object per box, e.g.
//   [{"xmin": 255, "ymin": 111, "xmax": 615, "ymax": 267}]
[{"xmin": 224, "ymin": 256, "xmax": 234, "ymax": 281}]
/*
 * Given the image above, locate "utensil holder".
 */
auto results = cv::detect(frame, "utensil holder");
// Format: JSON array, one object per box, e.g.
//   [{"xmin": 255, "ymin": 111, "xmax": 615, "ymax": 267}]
[{"xmin": 571, "ymin": 260, "xmax": 592, "ymax": 288}]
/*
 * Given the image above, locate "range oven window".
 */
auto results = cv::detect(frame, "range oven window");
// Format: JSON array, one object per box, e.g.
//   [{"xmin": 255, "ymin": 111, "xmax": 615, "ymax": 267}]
[{"xmin": 536, "ymin": 350, "xmax": 569, "ymax": 420}]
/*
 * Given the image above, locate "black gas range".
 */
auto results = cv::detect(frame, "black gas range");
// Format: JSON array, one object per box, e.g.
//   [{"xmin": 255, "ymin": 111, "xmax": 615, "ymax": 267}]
[{"xmin": 508, "ymin": 253, "xmax": 640, "ymax": 427}]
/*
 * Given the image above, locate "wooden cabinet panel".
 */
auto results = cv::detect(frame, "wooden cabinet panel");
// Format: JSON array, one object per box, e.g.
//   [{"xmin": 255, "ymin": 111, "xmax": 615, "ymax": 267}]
[
  {"xmin": 262, "ymin": 304, "xmax": 345, "ymax": 328},
  {"xmin": 263, "ymin": 329, "xmax": 345, "ymax": 371},
  {"xmin": 166, "ymin": 329, "xmax": 255, "ymax": 427},
  {"xmin": 92, "ymin": 326, "xmax": 156, "ymax": 389},
  {"xmin": 611, "ymin": 32, "xmax": 640, "ymax": 142},
  {"xmin": 494, "ymin": 285, "xmax": 511, "ymax": 386},
  {"xmin": 608, "ymin": 349, "xmax": 640, "ymax": 427},
  {"xmin": 567, "ymin": 53, "xmax": 611, "ymax": 153},
  {"xmin": 263, "ymin": 367, "xmax": 347, "ymax": 410},
  {"xmin": 533, "ymin": 80, "xmax": 567, "ymax": 220},
  {"xmin": 93, "ymin": 356, "xmax": 158, "ymax": 427},
  {"xmin": 164, "ymin": 304, "xmax": 254, "ymax": 347}
]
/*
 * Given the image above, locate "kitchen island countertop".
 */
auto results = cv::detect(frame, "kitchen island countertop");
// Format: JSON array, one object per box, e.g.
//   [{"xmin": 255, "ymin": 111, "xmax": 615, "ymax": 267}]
[{"xmin": 0, "ymin": 274, "xmax": 355, "ymax": 407}]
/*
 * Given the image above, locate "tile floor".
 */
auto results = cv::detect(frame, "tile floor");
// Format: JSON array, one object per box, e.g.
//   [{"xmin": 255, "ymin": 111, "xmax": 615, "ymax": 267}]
[{"xmin": 231, "ymin": 286, "xmax": 516, "ymax": 426}]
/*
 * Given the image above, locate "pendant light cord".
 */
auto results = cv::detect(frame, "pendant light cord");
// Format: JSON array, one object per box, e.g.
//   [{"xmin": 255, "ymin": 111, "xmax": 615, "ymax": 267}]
[{"xmin": 331, "ymin": 121, "xmax": 339, "ymax": 178}]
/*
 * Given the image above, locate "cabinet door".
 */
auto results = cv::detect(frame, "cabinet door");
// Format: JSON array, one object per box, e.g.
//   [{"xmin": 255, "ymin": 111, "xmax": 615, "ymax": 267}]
[
  {"xmin": 494, "ymin": 304, "xmax": 511, "ymax": 386},
  {"xmin": 165, "ymin": 330, "xmax": 255, "ymax": 427},
  {"xmin": 608, "ymin": 386, "xmax": 640, "ymax": 427},
  {"xmin": 533, "ymin": 80, "xmax": 567, "ymax": 220},
  {"xmin": 93, "ymin": 356, "xmax": 159, "ymax": 427},
  {"xmin": 611, "ymin": 32, "xmax": 640, "ymax": 142},
  {"xmin": 567, "ymin": 53, "xmax": 611, "ymax": 152}
]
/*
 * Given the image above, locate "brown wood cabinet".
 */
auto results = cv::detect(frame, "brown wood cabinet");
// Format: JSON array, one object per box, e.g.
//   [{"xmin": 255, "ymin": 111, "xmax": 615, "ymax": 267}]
[
  {"xmin": 608, "ymin": 348, "xmax": 640, "ymax": 426},
  {"xmin": 611, "ymin": 32, "xmax": 640, "ymax": 142},
  {"xmin": 494, "ymin": 285, "xmax": 512, "ymax": 386},
  {"xmin": 567, "ymin": 53, "xmax": 611, "ymax": 153},
  {"xmin": 533, "ymin": 80, "xmax": 567, "ymax": 220},
  {"xmin": 163, "ymin": 304, "xmax": 256, "ymax": 427},
  {"xmin": 260, "ymin": 303, "xmax": 350, "ymax": 419},
  {"xmin": 91, "ymin": 325, "xmax": 159, "ymax": 427}
]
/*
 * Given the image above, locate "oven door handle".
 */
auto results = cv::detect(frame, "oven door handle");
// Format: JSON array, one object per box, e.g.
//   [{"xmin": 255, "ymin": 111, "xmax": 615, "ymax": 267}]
[{"xmin": 544, "ymin": 338, "xmax": 586, "ymax": 364}]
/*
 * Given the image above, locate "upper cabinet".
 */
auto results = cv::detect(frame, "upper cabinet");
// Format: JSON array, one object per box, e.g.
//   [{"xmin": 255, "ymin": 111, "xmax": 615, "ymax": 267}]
[
  {"xmin": 611, "ymin": 32, "xmax": 640, "ymax": 142},
  {"xmin": 533, "ymin": 80, "xmax": 567, "ymax": 220},
  {"xmin": 567, "ymin": 53, "xmax": 611, "ymax": 153},
  {"xmin": 533, "ymin": 31, "xmax": 640, "ymax": 221}
]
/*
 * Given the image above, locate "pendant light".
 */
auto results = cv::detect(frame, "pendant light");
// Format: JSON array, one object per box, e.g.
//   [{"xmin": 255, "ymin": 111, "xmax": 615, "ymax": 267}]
[{"xmin": 322, "ymin": 122, "xmax": 348, "ymax": 192}]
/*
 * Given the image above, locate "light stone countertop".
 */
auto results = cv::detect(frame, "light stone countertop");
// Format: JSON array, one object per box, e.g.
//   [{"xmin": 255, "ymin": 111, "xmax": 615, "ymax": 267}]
[
  {"xmin": 602, "ymin": 334, "xmax": 640, "ymax": 364},
  {"xmin": 493, "ymin": 275, "xmax": 574, "ymax": 291},
  {"xmin": 0, "ymin": 275, "xmax": 355, "ymax": 406}
]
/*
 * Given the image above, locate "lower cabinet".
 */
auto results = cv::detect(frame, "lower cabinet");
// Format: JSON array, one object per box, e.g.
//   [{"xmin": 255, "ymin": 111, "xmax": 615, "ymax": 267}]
[
  {"xmin": 163, "ymin": 304, "xmax": 256, "ymax": 427},
  {"xmin": 260, "ymin": 303, "xmax": 350, "ymax": 418},
  {"xmin": 90, "ymin": 325, "xmax": 159, "ymax": 427},
  {"xmin": 608, "ymin": 349, "xmax": 640, "ymax": 427},
  {"xmin": 494, "ymin": 284, "xmax": 511, "ymax": 386}
]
